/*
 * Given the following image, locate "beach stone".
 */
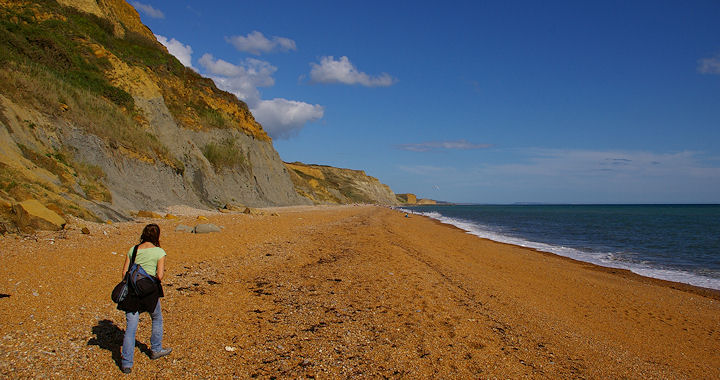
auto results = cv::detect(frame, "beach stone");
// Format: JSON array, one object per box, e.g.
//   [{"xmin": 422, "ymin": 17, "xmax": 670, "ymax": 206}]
[
  {"xmin": 243, "ymin": 207, "xmax": 264, "ymax": 216},
  {"xmin": 193, "ymin": 223, "xmax": 221, "ymax": 234},
  {"xmin": 137, "ymin": 210, "xmax": 162, "ymax": 219},
  {"xmin": 12, "ymin": 200, "xmax": 66, "ymax": 231},
  {"xmin": 224, "ymin": 203, "xmax": 245, "ymax": 211},
  {"xmin": 81, "ymin": 227, "xmax": 90, "ymax": 235},
  {"xmin": 175, "ymin": 224, "xmax": 194, "ymax": 233}
]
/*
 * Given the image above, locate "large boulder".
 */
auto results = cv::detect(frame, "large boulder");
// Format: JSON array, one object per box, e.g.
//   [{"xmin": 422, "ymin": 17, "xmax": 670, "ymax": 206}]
[
  {"xmin": 175, "ymin": 224, "xmax": 194, "ymax": 233},
  {"xmin": 193, "ymin": 223, "xmax": 221, "ymax": 234},
  {"xmin": 12, "ymin": 200, "xmax": 66, "ymax": 231}
]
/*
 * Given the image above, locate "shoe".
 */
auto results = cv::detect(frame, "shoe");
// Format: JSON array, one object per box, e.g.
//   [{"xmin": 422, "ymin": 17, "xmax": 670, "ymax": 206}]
[
  {"xmin": 151, "ymin": 347, "xmax": 172, "ymax": 359},
  {"xmin": 121, "ymin": 367, "xmax": 132, "ymax": 374}
]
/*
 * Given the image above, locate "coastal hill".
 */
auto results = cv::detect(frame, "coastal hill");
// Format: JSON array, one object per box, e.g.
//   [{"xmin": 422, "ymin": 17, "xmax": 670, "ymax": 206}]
[
  {"xmin": 285, "ymin": 162, "xmax": 398, "ymax": 205},
  {"xmin": 0, "ymin": 0, "xmax": 404, "ymax": 230},
  {"xmin": 396, "ymin": 193, "xmax": 437, "ymax": 205}
]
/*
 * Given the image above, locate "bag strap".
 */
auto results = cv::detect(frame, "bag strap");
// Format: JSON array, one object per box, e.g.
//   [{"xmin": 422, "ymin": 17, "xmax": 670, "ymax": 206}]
[
  {"xmin": 128, "ymin": 245, "xmax": 158, "ymax": 284},
  {"xmin": 130, "ymin": 244, "xmax": 139, "ymax": 265}
]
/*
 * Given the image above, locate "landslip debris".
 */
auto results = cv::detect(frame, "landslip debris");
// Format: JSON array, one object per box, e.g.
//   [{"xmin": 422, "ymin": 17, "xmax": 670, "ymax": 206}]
[{"xmin": 12, "ymin": 200, "xmax": 66, "ymax": 231}]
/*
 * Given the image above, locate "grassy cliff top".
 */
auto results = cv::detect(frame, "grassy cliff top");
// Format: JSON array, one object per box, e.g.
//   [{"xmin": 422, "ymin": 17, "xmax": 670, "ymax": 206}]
[{"xmin": 0, "ymin": 0, "xmax": 269, "ymax": 145}]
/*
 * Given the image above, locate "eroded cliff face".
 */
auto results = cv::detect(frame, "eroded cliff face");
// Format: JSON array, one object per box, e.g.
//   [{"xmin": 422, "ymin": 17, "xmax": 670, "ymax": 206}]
[
  {"xmin": 0, "ymin": 0, "xmax": 308, "ymax": 225},
  {"xmin": 285, "ymin": 162, "xmax": 399, "ymax": 205},
  {"xmin": 57, "ymin": 0, "xmax": 155, "ymax": 40}
]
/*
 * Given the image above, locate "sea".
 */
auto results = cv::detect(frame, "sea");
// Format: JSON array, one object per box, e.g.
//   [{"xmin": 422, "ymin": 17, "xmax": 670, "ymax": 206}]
[{"xmin": 402, "ymin": 204, "xmax": 720, "ymax": 290}]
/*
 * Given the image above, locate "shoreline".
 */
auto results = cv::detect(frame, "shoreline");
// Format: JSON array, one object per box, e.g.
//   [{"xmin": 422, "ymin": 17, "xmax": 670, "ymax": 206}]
[
  {"xmin": 417, "ymin": 215, "xmax": 720, "ymax": 301},
  {"xmin": 401, "ymin": 205, "xmax": 720, "ymax": 295},
  {"xmin": 1, "ymin": 205, "xmax": 718, "ymax": 378}
]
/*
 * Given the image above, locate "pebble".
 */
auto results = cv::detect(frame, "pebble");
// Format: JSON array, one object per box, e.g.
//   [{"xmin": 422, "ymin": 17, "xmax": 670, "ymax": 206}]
[{"xmin": 224, "ymin": 346, "xmax": 236, "ymax": 352}]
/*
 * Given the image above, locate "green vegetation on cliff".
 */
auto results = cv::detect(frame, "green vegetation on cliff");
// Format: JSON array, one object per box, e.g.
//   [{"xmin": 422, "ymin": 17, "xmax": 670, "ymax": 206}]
[
  {"xmin": 0, "ymin": 0, "xmax": 276, "ymax": 224},
  {"xmin": 0, "ymin": 0, "xmax": 266, "ymax": 154},
  {"xmin": 0, "ymin": 0, "xmax": 168, "ymax": 157},
  {"xmin": 202, "ymin": 138, "xmax": 248, "ymax": 172}
]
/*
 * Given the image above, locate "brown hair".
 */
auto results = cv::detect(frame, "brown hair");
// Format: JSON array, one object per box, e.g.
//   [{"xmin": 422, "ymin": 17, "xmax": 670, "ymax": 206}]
[{"xmin": 139, "ymin": 223, "xmax": 160, "ymax": 247}]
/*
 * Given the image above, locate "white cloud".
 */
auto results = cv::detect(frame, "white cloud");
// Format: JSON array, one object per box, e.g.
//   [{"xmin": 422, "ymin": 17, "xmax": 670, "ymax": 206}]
[
  {"xmin": 309, "ymin": 56, "xmax": 396, "ymax": 87},
  {"xmin": 398, "ymin": 140, "xmax": 492, "ymax": 152},
  {"xmin": 698, "ymin": 54, "xmax": 720, "ymax": 74},
  {"xmin": 198, "ymin": 54, "xmax": 323, "ymax": 138},
  {"xmin": 199, "ymin": 54, "xmax": 275, "ymax": 102},
  {"xmin": 155, "ymin": 35, "xmax": 193, "ymax": 68},
  {"xmin": 131, "ymin": 1, "xmax": 164, "ymax": 19},
  {"xmin": 151, "ymin": 33, "xmax": 319, "ymax": 138},
  {"xmin": 251, "ymin": 99, "xmax": 324, "ymax": 139},
  {"xmin": 226, "ymin": 31, "xmax": 297, "ymax": 55}
]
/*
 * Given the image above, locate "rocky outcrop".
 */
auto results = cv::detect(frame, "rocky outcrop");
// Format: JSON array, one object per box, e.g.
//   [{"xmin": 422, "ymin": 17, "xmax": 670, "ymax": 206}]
[
  {"xmin": 0, "ymin": 0, "xmax": 309, "ymax": 227},
  {"xmin": 286, "ymin": 162, "xmax": 398, "ymax": 205}
]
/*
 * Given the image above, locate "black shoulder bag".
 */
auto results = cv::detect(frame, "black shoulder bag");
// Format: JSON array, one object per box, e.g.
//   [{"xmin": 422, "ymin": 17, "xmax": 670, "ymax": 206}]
[{"xmin": 111, "ymin": 245, "xmax": 138, "ymax": 303}]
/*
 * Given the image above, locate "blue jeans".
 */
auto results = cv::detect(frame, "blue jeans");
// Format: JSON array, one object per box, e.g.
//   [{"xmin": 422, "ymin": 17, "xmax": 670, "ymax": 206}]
[{"xmin": 121, "ymin": 300, "xmax": 163, "ymax": 368}]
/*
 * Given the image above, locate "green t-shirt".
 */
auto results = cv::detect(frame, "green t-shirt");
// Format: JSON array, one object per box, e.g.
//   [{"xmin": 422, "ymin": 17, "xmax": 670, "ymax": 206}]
[{"xmin": 127, "ymin": 246, "xmax": 166, "ymax": 277}]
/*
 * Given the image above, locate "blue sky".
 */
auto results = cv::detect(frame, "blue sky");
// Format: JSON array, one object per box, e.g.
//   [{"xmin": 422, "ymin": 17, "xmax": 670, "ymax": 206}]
[{"xmin": 132, "ymin": 0, "xmax": 720, "ymax": 203}]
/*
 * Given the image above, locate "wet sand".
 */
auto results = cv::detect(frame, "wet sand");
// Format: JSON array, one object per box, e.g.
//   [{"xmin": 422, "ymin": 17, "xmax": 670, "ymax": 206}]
[{"xmin": 0, "ymin": 205, "xmax": 718, "ymax": 378}]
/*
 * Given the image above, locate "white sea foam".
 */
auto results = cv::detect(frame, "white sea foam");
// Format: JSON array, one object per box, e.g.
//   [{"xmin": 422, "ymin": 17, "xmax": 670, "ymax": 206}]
[{"xmin": 403, "ymin": 208, "xmax": 720, "ymax": 290}]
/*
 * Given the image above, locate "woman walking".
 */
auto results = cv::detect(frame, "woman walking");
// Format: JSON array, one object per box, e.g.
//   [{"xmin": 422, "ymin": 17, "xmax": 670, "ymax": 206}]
[{"xmin": 117, "ymin": 223, "xmax": 172, "ymax": 374}]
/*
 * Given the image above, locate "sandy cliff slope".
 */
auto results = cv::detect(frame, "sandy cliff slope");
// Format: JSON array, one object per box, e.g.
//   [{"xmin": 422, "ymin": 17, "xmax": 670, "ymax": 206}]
[{"xmin": 0, "ymin": 0, "xmax": 309, "ymax": 227}]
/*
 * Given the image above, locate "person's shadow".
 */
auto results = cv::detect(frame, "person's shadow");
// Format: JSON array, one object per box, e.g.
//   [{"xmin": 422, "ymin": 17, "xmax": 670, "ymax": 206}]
[{"xmin": 87, "ymin": 320, "xmax": 151, "ymax": 368}]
